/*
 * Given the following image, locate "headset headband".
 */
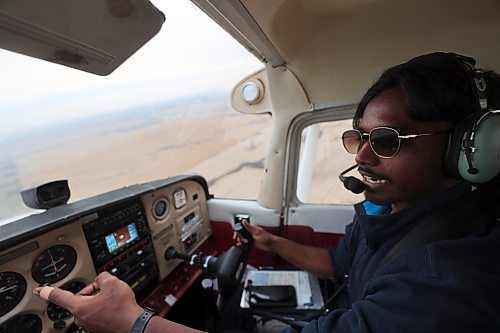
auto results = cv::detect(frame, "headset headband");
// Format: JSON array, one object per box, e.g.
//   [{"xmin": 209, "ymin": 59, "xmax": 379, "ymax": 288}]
[{"xmin": 450, "ymin": 53, "xmax": 488, "ymax": 111}]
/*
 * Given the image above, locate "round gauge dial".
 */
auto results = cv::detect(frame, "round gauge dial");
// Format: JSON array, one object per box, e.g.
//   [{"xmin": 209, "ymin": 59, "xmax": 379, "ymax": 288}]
[
  {"xmin": 47, "ymin": 281, "xmax": 86, "ymax": 321},
  {"xmin": 62, "ymin": 280, "xmax": 87, "ymax": 294},
  {"xmin": 0, "ymin": 272, "xmax": 27, "ymax": 317},
  {"xmin": 31, "ymin": 245, "xmax": 77, "ymax": 284},
  {"xmin": 0, "ymin": 313, "xmax": 42, "ymax": 333},
  {"xmin": 153, "ymin": 199, "xmax": 168, "ymax": 218}
]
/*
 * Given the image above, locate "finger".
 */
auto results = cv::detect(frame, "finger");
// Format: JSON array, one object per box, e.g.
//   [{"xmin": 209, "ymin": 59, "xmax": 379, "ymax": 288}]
[
  {"xmin": 94, "ymin": 271, "xmax": 123, "ymax": 295},
  {"xmin": 95, "ymin": 271, "xmax": 114, "ymax": 284},
  {"xmin": 76, "ymin": 284, "xmax": 93, "ymax": 296},
  {"xmin": 48, "ymin": 288, "xmax": 81, "ymax": 310},
  {"xmin": 242, "ymin": 220, "xmax": 257, "ymax": 234},
  {"xmin": 33, "ymin": 286, "xmax": 78, "ymax": 311},
  {"xmin": 77, "ymin": 281, "xmax": 100, "ymax": 296},
  {"xmin": 33, "ymin": 286, "xmax": 55, "ymax": 300}
]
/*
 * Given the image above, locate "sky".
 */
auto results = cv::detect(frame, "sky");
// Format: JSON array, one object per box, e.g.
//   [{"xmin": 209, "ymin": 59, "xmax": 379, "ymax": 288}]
[{"xmin": 0, "ymin": 1, "xmax": 262, "ymax": 137}]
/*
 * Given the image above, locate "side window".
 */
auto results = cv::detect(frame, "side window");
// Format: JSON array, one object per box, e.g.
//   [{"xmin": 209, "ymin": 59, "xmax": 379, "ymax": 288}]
[{"xmin": 297, "ymin": 119, "xmax": 363, "ymax": 205}]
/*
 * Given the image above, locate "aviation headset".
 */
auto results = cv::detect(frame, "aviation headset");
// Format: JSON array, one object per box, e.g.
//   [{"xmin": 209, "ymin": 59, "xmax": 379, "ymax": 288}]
[{"xmin": 443, "ymin": 54, "xmax": 500, "ymax": 184}]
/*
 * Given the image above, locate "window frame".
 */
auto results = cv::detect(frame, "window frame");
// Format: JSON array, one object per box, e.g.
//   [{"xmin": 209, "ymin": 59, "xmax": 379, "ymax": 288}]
[{"xmin": 284, "ymin": 104, "xmax": 358, "ymax": 209}]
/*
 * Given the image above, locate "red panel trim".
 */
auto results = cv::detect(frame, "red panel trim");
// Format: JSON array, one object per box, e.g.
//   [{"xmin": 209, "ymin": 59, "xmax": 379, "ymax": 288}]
[
  {"xmin": 209, "ymin": 221, "xmax": 344, "ymax": 268},
  {"xmin": 283, "ymin": 225, "xmax": 343, "ymax": 249},
  {"xmin": 210, "ymin": 220, "xmax": 281, "ymax": 267},
  {"xmin": 141, "ymin": 239, "xmax": 219, "ymax": 317}
]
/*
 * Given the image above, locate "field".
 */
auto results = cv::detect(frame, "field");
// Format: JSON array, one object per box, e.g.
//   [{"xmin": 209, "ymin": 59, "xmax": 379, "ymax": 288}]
[
  {"xmin": 0, "ymin": 92, "xmax": 271, "ymax": 221},
  {"xmin": 0, "ymin": 92, "xmax": 360, "ymax": 222}
]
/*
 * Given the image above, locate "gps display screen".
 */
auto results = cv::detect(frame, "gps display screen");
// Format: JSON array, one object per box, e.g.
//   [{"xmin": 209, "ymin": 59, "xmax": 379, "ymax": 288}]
[{"xmin": 105, "ymin": 223, "xmax": 139, "ymax": 253}]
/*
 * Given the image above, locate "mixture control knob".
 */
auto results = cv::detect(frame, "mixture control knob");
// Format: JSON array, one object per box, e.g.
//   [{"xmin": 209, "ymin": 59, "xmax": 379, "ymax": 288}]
[{"xmin": 164, "ymin": 247, "xmax": 189, "ymax": 261}]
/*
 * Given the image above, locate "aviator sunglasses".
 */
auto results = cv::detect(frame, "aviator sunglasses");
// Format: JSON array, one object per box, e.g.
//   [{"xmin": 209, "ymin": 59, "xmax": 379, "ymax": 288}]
[{"xmin": 342, "ymin": 126, "xmax": 449, "ymax": 158}]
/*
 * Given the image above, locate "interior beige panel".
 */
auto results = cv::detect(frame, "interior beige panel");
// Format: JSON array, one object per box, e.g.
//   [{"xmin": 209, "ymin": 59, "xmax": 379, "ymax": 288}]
[
  {"xmin": 231, "ymin": 69, "xmax": 272, "ymax": 115},
  {"xmin": 242, "ymin": 0, "xmax": 500, "ymax": 106},
  {"xmin": 301, "ymin": 0, "xmax": 383, "ymax": 15},
  {"xmin": 141, "ymin": 179, "xmax": 212, "ymax": 280}
]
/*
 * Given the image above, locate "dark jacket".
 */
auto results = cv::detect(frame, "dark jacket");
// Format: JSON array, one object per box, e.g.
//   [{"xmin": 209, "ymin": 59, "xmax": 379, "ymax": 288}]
[{"xmin": 302, "ymin": 182, "xmax": 500, "ymax": 333}]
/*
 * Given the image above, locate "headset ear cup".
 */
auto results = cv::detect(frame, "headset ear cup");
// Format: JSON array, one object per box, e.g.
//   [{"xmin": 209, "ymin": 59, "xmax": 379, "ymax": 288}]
[
  {"xmin": 444, "ymin": 113, "xmax": 477, "ymax": 179},
  {"xmin": 458, "ymin": 111, "xmax": 500, "ymax": 183}
]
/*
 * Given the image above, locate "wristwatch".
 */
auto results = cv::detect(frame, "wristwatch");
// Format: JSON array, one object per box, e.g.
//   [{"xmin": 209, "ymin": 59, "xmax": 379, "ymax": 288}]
[{"xmin": 129, "ymin": 307, "xmax": 157, "ymax": 333}]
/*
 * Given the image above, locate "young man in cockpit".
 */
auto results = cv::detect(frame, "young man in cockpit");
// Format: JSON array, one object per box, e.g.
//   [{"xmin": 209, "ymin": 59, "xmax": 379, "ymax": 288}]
[{"xmin": 34, "ymin": 52, "xmax": 500, "ymax": 333}]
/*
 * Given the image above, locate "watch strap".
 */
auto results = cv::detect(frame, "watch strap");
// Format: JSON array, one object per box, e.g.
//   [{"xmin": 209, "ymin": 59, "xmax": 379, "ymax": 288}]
[{"xmin": 129, "ymin": 307, "xmax": 157, "ymax": 333}]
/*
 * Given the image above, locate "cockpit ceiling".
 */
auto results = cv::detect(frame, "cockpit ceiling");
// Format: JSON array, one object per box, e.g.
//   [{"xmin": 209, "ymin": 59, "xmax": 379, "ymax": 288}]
[
  {"xmin": 3, "ymin": 0, "xmax": 500, "ymax": 105},
  {"xmin": 300, "ymin": 0, "xmax": 384, "ymax": 16},
  {"xmin": 205, "ymin": 0, "xmax": 500, "ymax": 106}
]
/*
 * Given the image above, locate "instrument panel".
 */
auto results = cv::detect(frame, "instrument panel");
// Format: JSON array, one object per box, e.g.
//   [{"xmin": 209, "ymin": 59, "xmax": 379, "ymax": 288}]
[{"xmin": 0, "ymin": 176, "xmax": 212, "ymax": 333}]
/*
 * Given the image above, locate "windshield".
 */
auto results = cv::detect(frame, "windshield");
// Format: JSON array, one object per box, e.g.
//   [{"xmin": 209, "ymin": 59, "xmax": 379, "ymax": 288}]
[{"xmin": 0, "ymin": 1, "xmax": 266, "ymax": 223}]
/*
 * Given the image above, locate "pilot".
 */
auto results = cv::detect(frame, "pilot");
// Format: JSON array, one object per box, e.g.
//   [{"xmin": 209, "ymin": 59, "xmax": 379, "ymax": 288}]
[{"xmin": 34, "ymin": 52, "xmax": 500, "ymax": 333}]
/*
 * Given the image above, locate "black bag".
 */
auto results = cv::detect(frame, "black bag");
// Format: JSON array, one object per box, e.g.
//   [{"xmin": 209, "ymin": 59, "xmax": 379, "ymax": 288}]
[{"xmin": 249, "ymin": 285, "xmax": 297, "ymax": 308}]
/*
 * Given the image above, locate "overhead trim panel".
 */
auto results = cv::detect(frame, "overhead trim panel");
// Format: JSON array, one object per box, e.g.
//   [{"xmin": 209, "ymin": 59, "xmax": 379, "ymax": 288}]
[
  {"xmin": 0, "ymin": 12, "xmax": 115, "ymax": 65},
  {"xmin": 191, "ymin": 0, "xmax": 285, "ymax": 67}
]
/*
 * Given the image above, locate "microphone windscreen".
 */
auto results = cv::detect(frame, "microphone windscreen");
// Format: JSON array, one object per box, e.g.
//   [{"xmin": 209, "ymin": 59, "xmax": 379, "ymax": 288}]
[{"xmin": 344, "ymin": 177, "xmax": 365, "ymax": 194}]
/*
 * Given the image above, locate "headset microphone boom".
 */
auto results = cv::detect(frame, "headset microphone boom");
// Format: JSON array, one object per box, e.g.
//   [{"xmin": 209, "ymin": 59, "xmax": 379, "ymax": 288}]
[{"xmin": 338, "ymin": 164, "xmax": 366, "ymax": 194}]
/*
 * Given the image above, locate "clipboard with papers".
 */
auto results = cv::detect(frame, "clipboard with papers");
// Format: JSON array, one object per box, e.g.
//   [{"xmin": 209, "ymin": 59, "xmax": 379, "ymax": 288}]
[{"xmin": 240, "ymin": 269, "xmax": 324, "ymax": 310}]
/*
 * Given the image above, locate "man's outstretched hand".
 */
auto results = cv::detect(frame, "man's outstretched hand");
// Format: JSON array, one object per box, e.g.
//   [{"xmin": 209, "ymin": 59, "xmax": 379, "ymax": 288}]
[{"xmin": 33, "ymin": 271, "xmax": 143, "ymax": 333}]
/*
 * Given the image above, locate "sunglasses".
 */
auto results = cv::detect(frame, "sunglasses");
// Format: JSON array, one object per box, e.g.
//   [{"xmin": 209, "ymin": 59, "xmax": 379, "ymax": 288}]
[{"xmin": 342, "ymin": 126, "xmax": 449, "ymax": 158}]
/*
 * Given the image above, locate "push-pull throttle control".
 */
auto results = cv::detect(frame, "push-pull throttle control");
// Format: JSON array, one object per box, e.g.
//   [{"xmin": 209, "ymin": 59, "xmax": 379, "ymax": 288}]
[
  {"xmin": 165, "ymin": 230, "xmax": 252, "ymax": 297},
  {"xmin": 164, "ymin": 247, "xmax": 217, "ymax": 273}
]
